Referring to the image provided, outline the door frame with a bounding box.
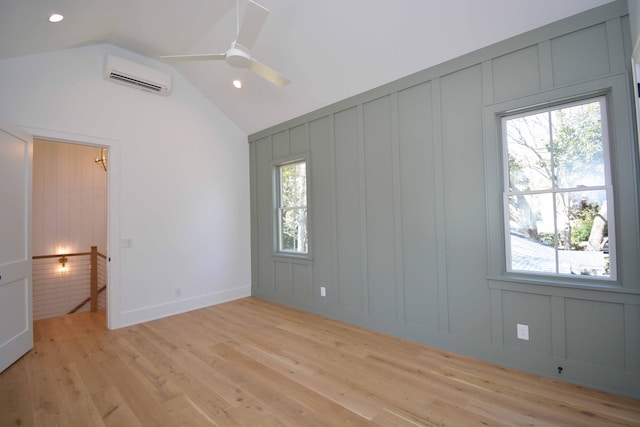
[23,127,121,330]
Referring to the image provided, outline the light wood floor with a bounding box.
[1,297,639,426]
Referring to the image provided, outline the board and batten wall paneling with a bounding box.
[309,116,335,307]
[491,45,542,101]
[501,291,553,356]
[626,304,640,373]
[274,261,292,296]
[565,298,625,369]
[255,137,275,292]
[551,23,611,86]
[363,95,397,321]
[292,262,312,300]
[249,141,258,295]
[333,107,365,311]
[439,65,491,343]
[272,130,289,160]
[249,0,640,398]
[397,82,439,327]
[290,124,309,156]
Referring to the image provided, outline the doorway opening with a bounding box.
[31,138,108,324]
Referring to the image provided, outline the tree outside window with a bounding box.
[277,160,308,254]
[503,96,614,278]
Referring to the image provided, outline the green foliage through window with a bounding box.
[503,96,613,278]
[277,160,308,254]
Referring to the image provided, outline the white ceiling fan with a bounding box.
[160,0,290,88]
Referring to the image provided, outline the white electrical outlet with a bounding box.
[517,323,529,341]
[320,286,326,297]
[120,238,133,248]
[175,288,182,297]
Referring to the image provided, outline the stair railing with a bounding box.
[32,245,107,315]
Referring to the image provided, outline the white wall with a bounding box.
[0,43,251,328]
[33,139,107,256]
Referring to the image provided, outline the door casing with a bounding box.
[23,127,121,330]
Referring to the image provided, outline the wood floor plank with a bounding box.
[90,385,143,427]
[53,363,105,426]
[1,297,639,427]
[23,348,72,426]
[364,350,600,426]
[220,342,373,426]
[118,326,234,419]
[229,339,382,420]
[209,341,340,425]
[226,320,499,423]
[0,360,35,427]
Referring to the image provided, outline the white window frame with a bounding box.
[500,95,616,280]
[482,74,640,290]
[275,158,309,255]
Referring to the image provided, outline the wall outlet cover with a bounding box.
[517,323,529,341]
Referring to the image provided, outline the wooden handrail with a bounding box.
[33,252,91,259]
[33,249,107,260]
[68,285,107,314]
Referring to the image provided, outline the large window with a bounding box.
[502,96,614,278]
[276,160,308,254]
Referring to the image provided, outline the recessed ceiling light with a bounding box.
[49,13,64,23]
[233,79,242,89]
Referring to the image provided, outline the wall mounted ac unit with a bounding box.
[104,54,172,96]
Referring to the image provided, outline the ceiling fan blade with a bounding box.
[250,58,291,87]
[236,0,269,50]
[160,53,226,62]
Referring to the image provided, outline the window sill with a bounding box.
[487,274,640,300]
[271,253,313,264]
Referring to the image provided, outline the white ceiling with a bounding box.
[0,0,614,135]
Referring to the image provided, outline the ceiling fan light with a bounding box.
[226,46,252,68]
[49,13,64,23]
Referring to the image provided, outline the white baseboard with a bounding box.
[117,285,250,328]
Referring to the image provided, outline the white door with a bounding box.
[0,119,33,373]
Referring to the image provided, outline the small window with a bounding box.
[502,96,614,278]
[276,160,308,254]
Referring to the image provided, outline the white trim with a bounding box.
[275,158,309,255]
[0,118,32,142]
[20,126,122,329]
[499,96,615,279]
[118,285,250,327]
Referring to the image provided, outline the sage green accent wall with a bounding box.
[249,0,640,398]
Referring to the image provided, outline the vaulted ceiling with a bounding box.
[0,0,614,134]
